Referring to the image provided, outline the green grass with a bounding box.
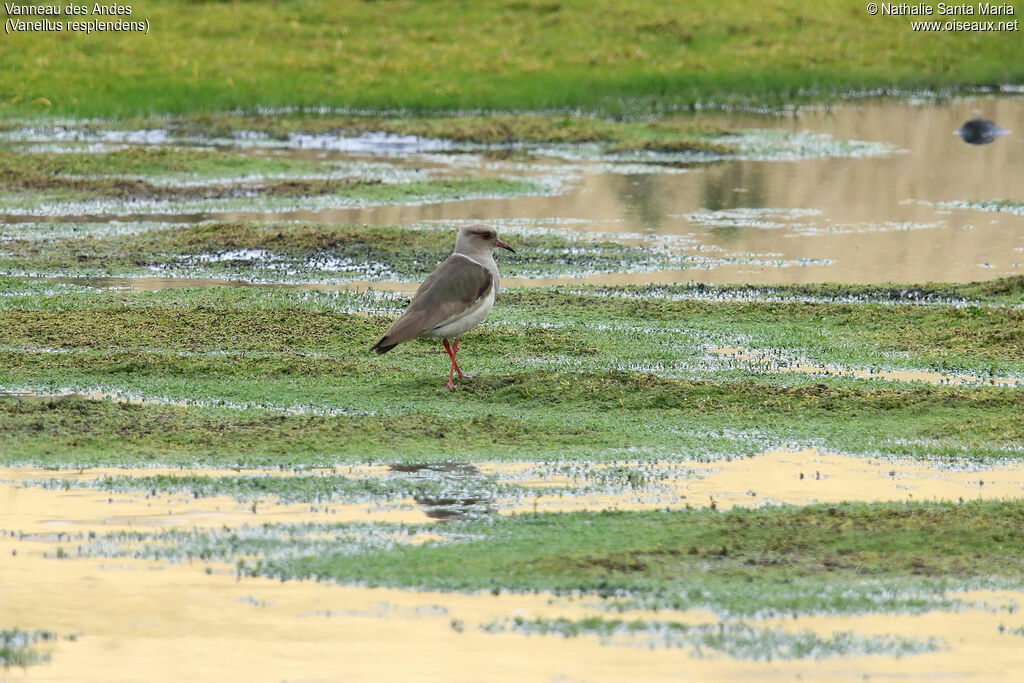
[245,502,1024,614]
[3,275,1023,631]
[503,287,1024,364]
[73,501,1024,615]
[0,115,893,165]
[1,379,1022,466]
[0,276,1022,466]
[2,1,1022,117]
[0,147,325,181]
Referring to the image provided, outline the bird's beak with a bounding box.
[494,238,516,254]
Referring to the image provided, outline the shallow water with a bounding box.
[6,542,1024,682]
[4,458,1024,681]
[4,97,1023,288]
[486,448,1024,513]
[6,447,1022,521]
[281,97,1024,285]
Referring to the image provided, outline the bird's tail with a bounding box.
[370,336,397,354]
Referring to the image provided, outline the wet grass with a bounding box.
[0,175,540,214]
[116,112,735,153]
[51,522,461,565]
[245,502,1024,614]
[0,222,688,281]
[2,274,1022,368]
[0,116,895,165]
[1,174,371,204]
[2,378,1022,466]
[480,616,942,659]
[570,278,1024,307]
[70,501,1024,615]
[944,200,1024,216]
[33,470,520,506]
[0,629,55,669]
[503,286,1024,364]
[2,1,1021,117]
[0,275,1022,465]
[0,396,600,466]
[0,147,324,182]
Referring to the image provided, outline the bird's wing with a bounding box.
[371,254,493,352]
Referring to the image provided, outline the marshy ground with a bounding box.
[2,93,1024,680]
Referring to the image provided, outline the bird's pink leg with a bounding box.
[451,338,466,378]
[442,338,458,389]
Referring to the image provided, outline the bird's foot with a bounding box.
[446,378,457,390]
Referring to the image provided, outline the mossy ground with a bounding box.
[1,275,1022,466]
[0,147,324,182]
[0,222,692,281]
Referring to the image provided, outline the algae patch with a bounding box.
[0,629,58,669]
[936,200,1024,217]
[479,616,942,660]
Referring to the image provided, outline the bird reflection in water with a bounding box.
[389,462,495,520]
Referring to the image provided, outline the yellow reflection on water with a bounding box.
[3,536,1024,681]
[4,450,1024,681]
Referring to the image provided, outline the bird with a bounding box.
[370,224,516,389]
[956,118,1010,145]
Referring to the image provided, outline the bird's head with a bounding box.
[455,224,516,255]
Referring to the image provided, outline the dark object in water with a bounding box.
[956,118,1010,145]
